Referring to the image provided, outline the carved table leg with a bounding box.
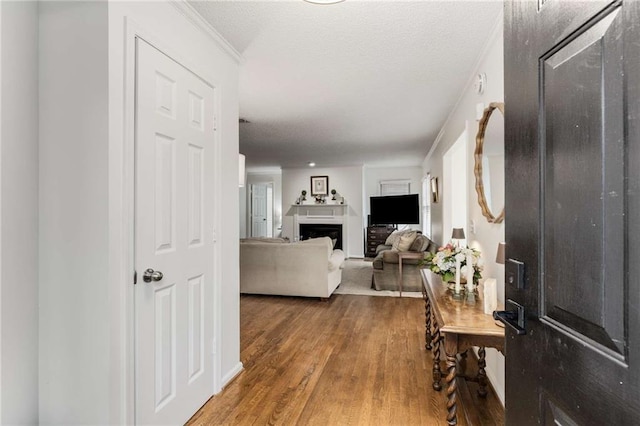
[424,294,432,350]
[444,335,459,426]
[445,352,458,425]
[431,315,442,391]
[477,346,488,398]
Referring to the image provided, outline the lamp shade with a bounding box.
[239,153,246,188]
[451,228,465,240]
[496,242,506,264]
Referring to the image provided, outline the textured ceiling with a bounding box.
[189,1,502,170]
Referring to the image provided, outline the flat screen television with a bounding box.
[370,194,420,225]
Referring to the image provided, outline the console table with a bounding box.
[420,270,504,426]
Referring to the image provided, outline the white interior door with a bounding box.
[251,184,268,237]
[135,38,216,425]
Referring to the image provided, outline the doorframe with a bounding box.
[249,182,274,238]
[116,17,224,424]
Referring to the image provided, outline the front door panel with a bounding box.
[504,1,640,424]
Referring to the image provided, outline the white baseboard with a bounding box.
[485,363,505,407]
[218,362,244,393]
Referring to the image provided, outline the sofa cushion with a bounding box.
[392,231,418,251]
[328,249,346,271]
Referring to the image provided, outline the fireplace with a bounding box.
[300,224,343,250]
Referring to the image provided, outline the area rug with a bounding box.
[333,259,422,298]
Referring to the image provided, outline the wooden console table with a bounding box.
[420,270,504,426]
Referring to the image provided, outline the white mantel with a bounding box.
[292,204,349,255]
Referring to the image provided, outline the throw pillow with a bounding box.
[385,230,401,246]
[384,229,412,246]
[409,235,430,252]
[392,231,418,252]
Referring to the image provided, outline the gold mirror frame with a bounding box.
[474,102,505,224]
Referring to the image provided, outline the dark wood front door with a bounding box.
[503,0,640,424]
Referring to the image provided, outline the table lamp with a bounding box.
[451,228,465,246]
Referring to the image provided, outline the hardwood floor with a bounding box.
[187,294,503,425]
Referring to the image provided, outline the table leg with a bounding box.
[477,346,488,398]
[424,294,432,350]
[431,315,442,391]
[445,351,458,425]
[398,257,403,297]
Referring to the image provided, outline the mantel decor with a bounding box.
[311,175,329,196]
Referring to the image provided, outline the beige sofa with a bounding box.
[240,237,346,298]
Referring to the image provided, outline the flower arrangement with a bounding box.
[425,244,483,285]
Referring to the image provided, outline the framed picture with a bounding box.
[431,177,439,203]
[311,175,329,196]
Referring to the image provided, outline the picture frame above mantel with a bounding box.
[310,175,329,195]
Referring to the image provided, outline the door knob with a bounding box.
[143,268,164,283]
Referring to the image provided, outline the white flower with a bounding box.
[455,253,465,262]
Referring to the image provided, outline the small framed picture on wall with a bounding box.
[311,175,329,196]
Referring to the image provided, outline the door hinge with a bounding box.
[134,270,137,285]
[213,115,218,131]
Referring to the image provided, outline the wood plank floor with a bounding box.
[187,294,503,425]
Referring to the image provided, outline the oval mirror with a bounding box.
[474,102,505,223]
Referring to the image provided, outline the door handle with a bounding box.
[493,299,526,335]
[143,268,164,283]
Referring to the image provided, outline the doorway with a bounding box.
[443,128,468,244]
[250,183,273,238]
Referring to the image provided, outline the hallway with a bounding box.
[188,294,503,425]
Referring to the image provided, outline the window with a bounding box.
[422,174,432,238]
[379,180,411,196]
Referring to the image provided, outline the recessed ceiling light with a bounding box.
[308,162,316,167]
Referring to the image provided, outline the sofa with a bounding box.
[371,230,438,292]
[240,236,346,298]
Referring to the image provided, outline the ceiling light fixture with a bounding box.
[308,162,316,167]
[303,0,345,4]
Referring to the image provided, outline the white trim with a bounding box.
[0,0,3,418]
[168,0,242,64]
[485,363,505,406]
[220,362,244,389]
[425,9,503,163]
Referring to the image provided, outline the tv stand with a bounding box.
[366,225,396,258]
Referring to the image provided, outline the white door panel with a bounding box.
[135,38,216,425]
[251,184,268,237]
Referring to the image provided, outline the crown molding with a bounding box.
[168,0,243,64]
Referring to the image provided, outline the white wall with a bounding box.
[363,166,423,230]
[0,2,39,423]
[38,1,241,423]
[282,166,364,258]
[422,15,505,404]
[245,172,283,238]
